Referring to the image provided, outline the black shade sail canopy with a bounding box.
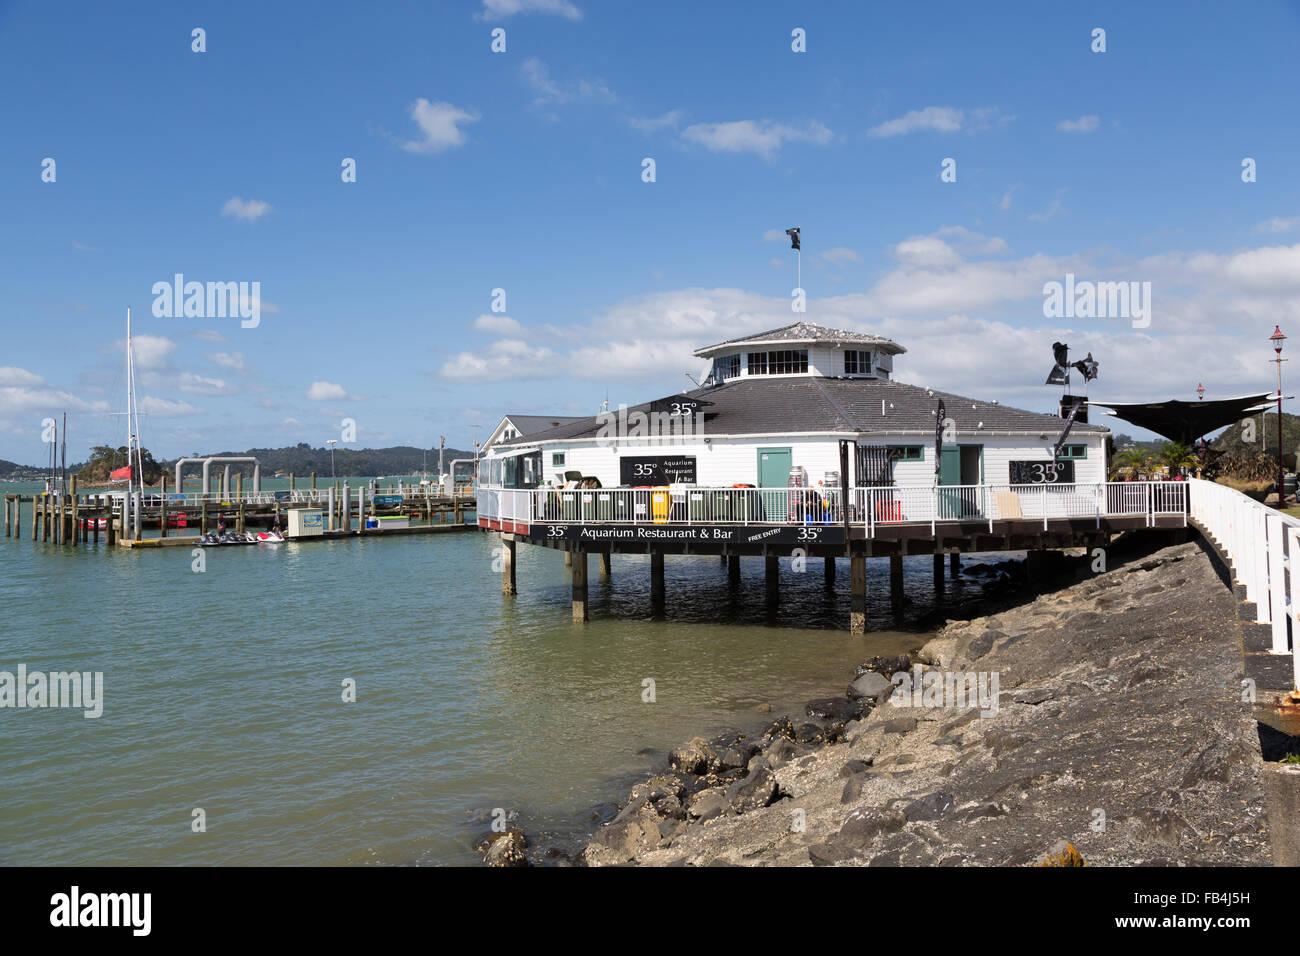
[1090,393,1276,445]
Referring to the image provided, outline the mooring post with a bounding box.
[342,482,351,533]
[201,501,209,534]
[890,553,904,612]
[564,550,572,568]
[650,550,665,606]
[14,496,21,541]
[31,495,38,540]
[327,486,336,532]
[851,554,867,634]
[106,500,116,546]
[599,549,611,578]
[159,473,167,539]
[728,553,740,583]
[43,493,51,542]
[310,472,317,494]
[70,476,79,545]
[133,490,142,541]
[572,547,589,623]
[933,552,945,594]
[950,551,960,574]
[501,534,517,595]
[824,555,836,587]
[3,495,10,538]
[358,487,367,534]
[765,551,779,601]
[92,496,99,543]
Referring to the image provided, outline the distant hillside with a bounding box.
[1209,410,1300,456]
[160,443,476,478]
[0,459,48,480]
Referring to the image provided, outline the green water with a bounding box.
[0,478,999,865]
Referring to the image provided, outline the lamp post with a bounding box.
[1271,326,1287,505]
[327,439,338,480]
[1196,382,1205,401]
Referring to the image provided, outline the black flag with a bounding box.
[934,399,945,478]
[785,227,800,250]
[1045,341,1070,385]
[1071,352,1099,381]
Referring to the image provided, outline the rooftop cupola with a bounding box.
[693,322,906,384]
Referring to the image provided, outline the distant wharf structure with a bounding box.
[2,469,476,550]
[476,323,1191,631]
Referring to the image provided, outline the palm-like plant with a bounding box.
[1156,441,1198,476]
[1110,446,1149,479]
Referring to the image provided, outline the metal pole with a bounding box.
[1277,355,1285,507]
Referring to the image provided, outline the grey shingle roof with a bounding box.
[694,322,905,358]
[503,415,585,437]
[499,378,1108,445]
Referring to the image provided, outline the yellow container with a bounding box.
[651,487,670,524]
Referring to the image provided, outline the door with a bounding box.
[939,445,983,517]
[938,447,962,518]
[758,447,792,521]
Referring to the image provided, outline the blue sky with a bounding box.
[3,0,1300,463]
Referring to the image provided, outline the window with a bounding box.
[747,349,808,376]
[552,452,565,467]
[844,350,872,375]
[716,354,740,381]
[887,445,923,461]
[1058,444,1087,459]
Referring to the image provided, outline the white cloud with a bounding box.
[868,106,1011,138]
[521,58,615,107]
[191,330,227,343]
[307,381,350,401]
[681,120,832,158]
[1256,217,1300,234]
[221,197,272,222]
[177,373,233,395]
[138,396,200,417]
[122,335,177,369]
[1027,190,1067,222]
[399,99,480,154]
[480,0,580,20]
[0,367,45,387]
[0,385,108,414]
[1057,115,1099,133]
[206,351,245,370]
[473,314,524,335]
[822,247,860,264]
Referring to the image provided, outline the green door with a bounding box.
[758,447,792,521]
[938,446,962,518]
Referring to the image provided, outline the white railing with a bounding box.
[1188,477,1299,691]
[477,481,1188,532]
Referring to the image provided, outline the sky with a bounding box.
[3,0,1300,464]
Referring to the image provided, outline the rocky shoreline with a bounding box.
[481,533,1274,866]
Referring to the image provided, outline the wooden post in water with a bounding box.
[70,476,78,545]
[599,550,611,578]
[159,473,168,538]
[824,555,836,587]
[950,551,960,574]
[3,495,9,538]
[571,547,589,623]
[501,534,516,595]
[850,554,867,634]
[289,472,295,492]
[650,550,665,607]
[236,472,245,533]
[31,495,38,540]
[728,553,740,584]
[201,501,209,535]
[92,496,99,543]
[310,472,317,494]
[43,494,51,542]
[765,551,779,601]
[933,553,945,595]
[106,499,116,546]
[13,496,21,541]
[890,553,904,613]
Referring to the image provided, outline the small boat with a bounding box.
[255,530,284,544]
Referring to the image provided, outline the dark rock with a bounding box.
[855,654,911,679]
[838,807,906,844]
[726,767,779,814]
[479,827,529,867]
[933,734,963,747]
[668,736,717,775]
[808,842,857,866]
[795,722,826,744]
[764,736,797,767]
[838,758,873,777]
[841,772,867,804]
[848,671,894,701]
[902,791,955,822]
[1011,688,1055,705]
[960,801,1010,820]
[584,808,660,866]
[762,716,796,741]
[686,788,730,822]
[805,697,859,720]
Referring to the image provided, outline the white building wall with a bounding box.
[505,431,1106,489]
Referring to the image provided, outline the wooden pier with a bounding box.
[2,475,476,550]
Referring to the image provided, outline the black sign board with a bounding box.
[619,456,697,485]
[1009,460,1074,484]
[531,523,845,547]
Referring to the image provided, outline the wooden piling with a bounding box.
[13,496,21,541]
[765,552,779,600]
[933,553,945,594]
[106,501,116,546]
[571,548,589,623]
[599,550,611,578]
[201,501,209,535]
[70,476,78,545]
[160,474,168,538]
[850,554,867,634]
[950,551,960,574]
[310,472,316,492]
[650,550,665,606]
[824,555,836,586]
[501,534,516,595]
[728,553,740,583]
[890,553,904,612]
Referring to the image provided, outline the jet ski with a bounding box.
[256,530,285,544]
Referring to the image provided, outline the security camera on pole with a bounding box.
[786,227,803,313]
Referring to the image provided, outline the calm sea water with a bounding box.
[0,477,1006,866]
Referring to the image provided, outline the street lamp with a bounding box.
[1196,383,1205,401]
[327,439,338,480]
[1271,326,1287,505]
